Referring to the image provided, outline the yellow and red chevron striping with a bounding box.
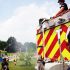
[52,40,69,61]
[44,28,55,46]
[37,34,43,46]
[44,22,70,61]
[44,28,57,57]
[51,48,60,61]
[36,31,44,58]
[44,27,59,59]
[61,40,70,60]
[45,34,58,57]
[36,33,43,46]
[61,24,68,33]
[61,40,68,51]
[38,47,43,55]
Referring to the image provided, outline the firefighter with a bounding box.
[37,56,45,70]
[53,0,68,18]
[67,66,70,70]
[67,31,70,52]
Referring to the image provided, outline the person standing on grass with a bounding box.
[1,58,9,70]
[13,59,16,66]
[37,56,45,70]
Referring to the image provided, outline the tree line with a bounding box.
[0,37,36,53]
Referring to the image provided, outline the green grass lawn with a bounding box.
[0,61,35,70]
[9,62,35,70]
[0,52,37,70]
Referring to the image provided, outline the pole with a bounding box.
[58,35,64,70]
[42,28,45,59]
[42,23,45,59]
[56,29,62,61]
[58,39,62,62]
[56,29,64,70]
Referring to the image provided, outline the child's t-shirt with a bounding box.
[60,3,68,10]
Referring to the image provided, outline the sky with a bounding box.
[0,0,70,44]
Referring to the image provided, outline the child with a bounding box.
[53,0,68,18]
[1,58,9,70]
[13,59,16,66]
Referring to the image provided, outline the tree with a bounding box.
[0,41,7,50]
[6,37,17,52]
[22,42,36,52]
[19,53,32,66]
